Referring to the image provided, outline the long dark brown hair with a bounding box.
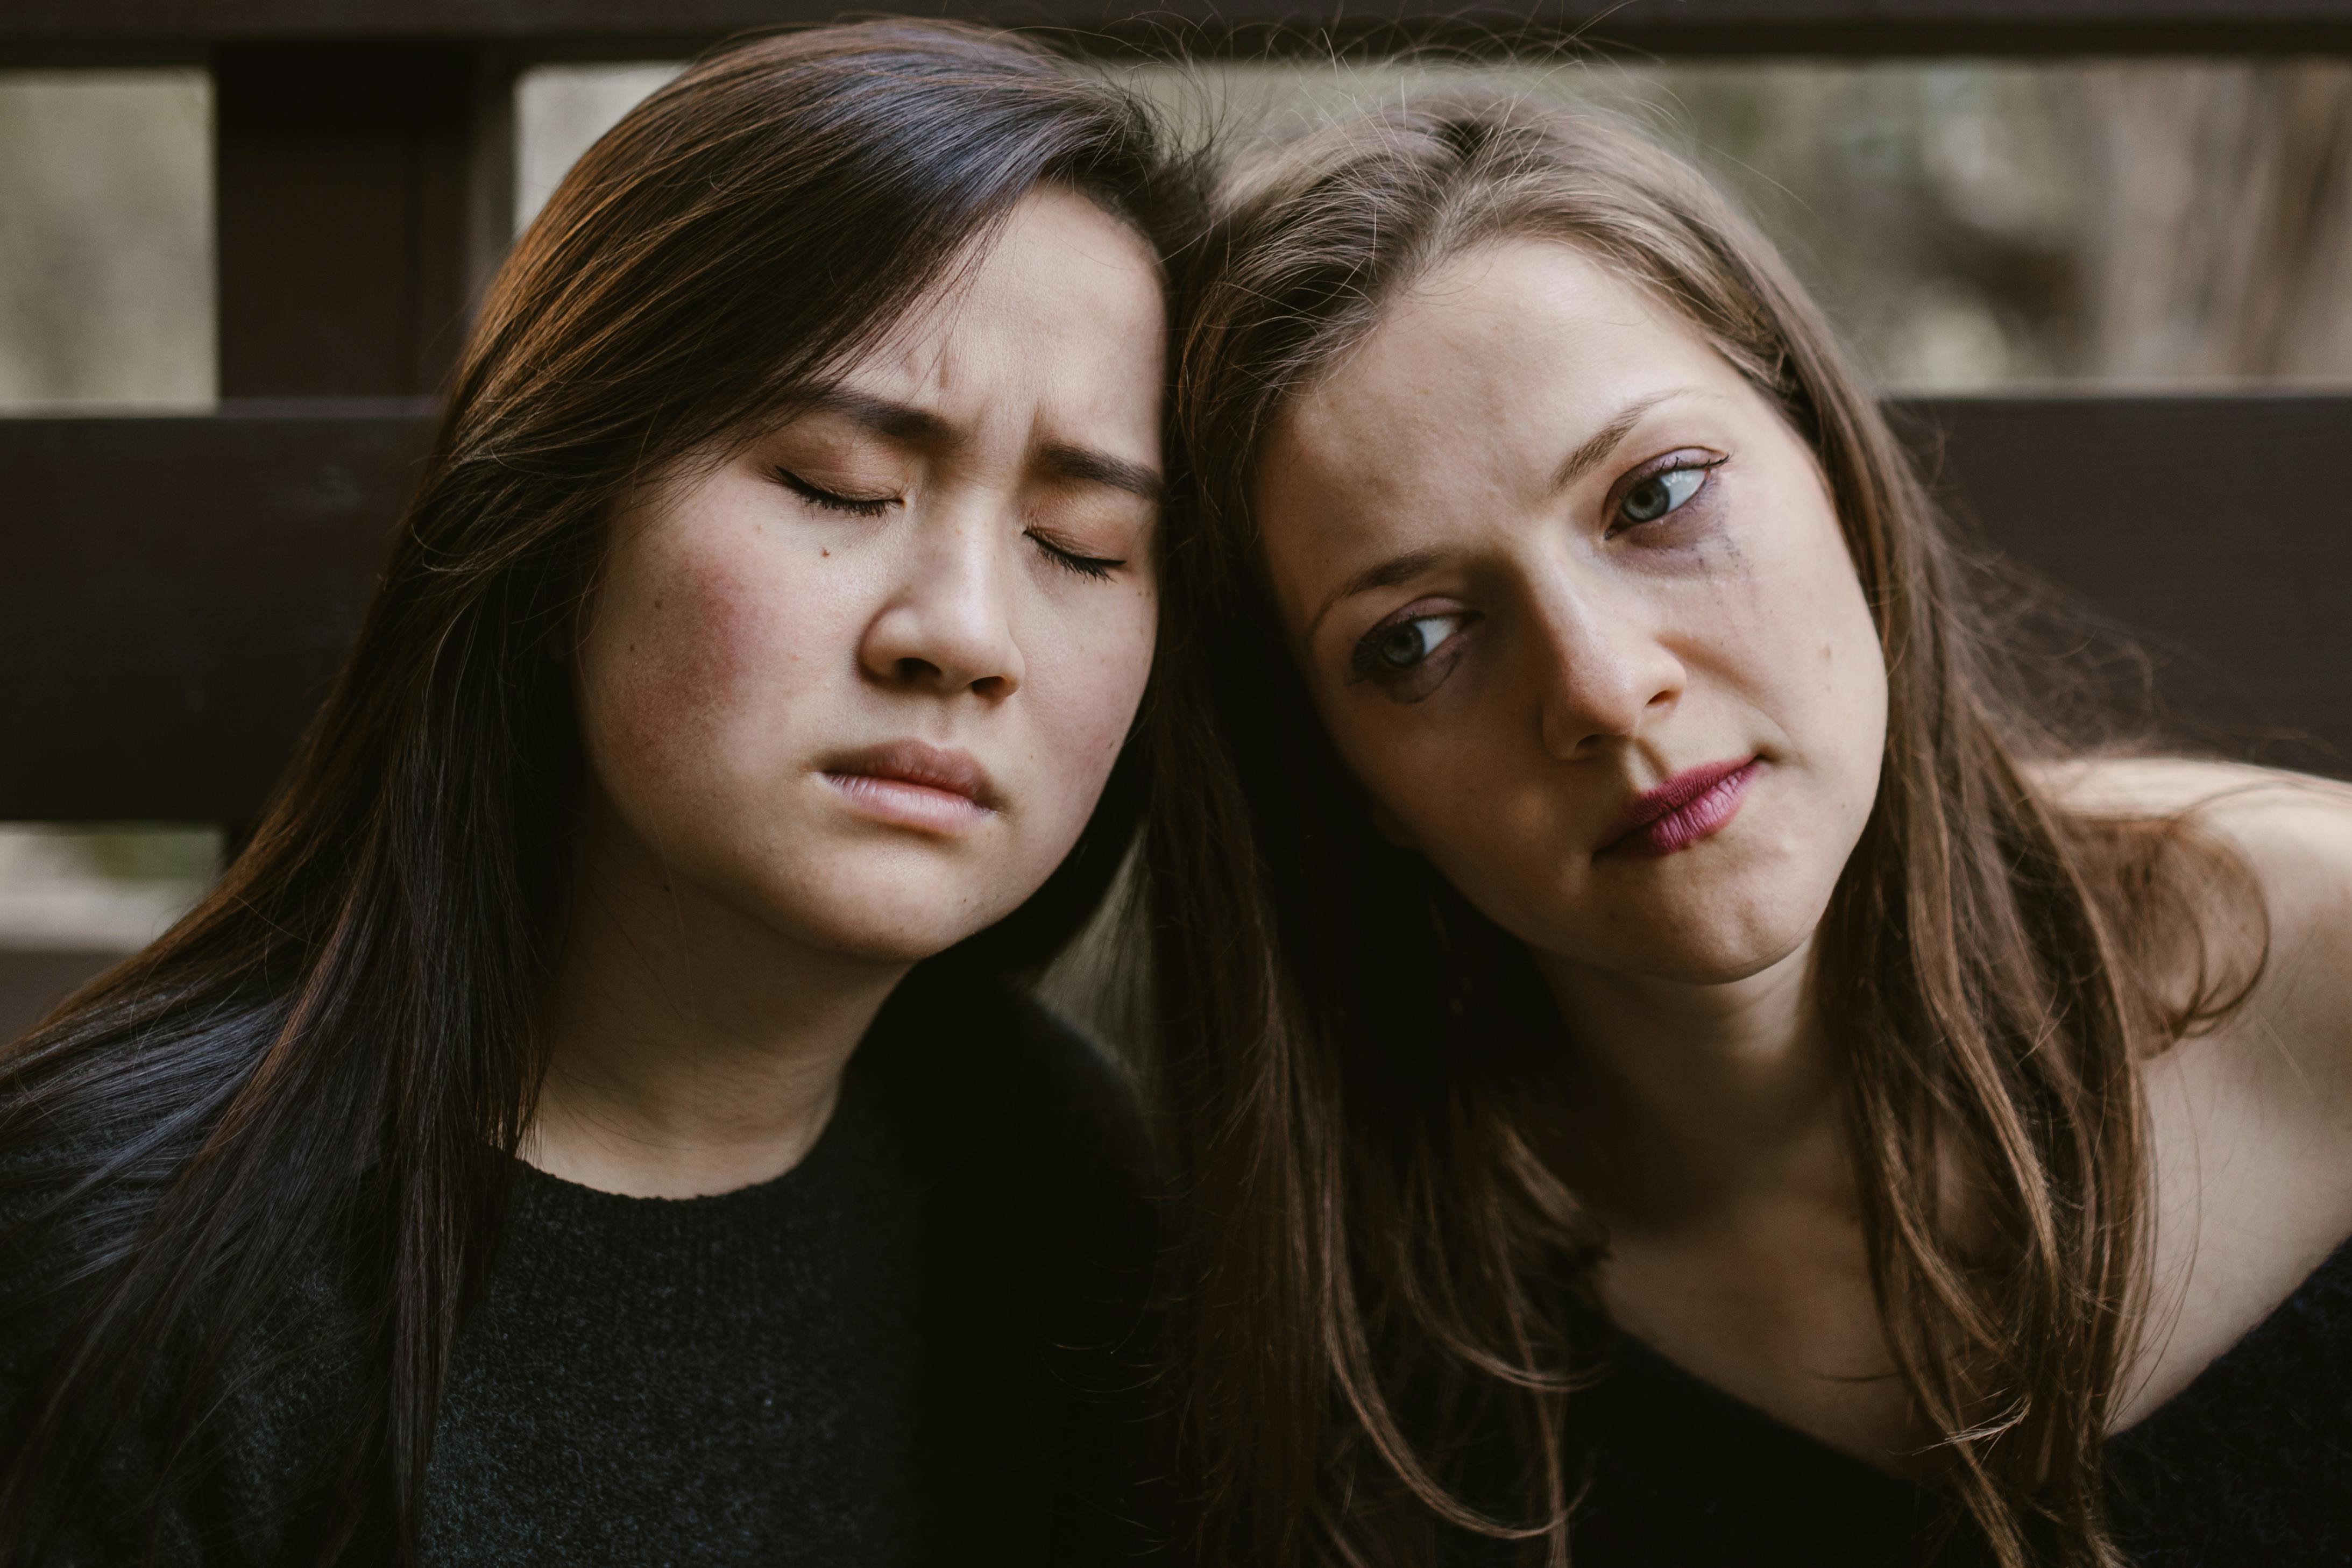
[1148,98,2261,1568]
[0,24,1199,1566]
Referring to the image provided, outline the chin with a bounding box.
[1533,881,1823,988]
[780,896,1001,966]
[749,855,1037,967]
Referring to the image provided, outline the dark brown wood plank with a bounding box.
[4,0,2352,64]
[0,403,435,822]
[215,42,514,398]
[1,392,2347,825]
[1892,391,2352,774]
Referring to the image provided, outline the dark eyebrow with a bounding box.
[1550,389,1683,494]
[1038,442,1163,505]
[802,388,957,447]
[1307,548,1449,641]
[799,390,1159,503]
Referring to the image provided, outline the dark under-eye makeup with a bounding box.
[1602,448,1728,537]
[1348,601,1477,704]
[1338,446,1730,705]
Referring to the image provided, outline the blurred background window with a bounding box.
[5,52,2349,1041]
[516,56,2352,389]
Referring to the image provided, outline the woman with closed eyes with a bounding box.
[0,23,1196,1566]
[1149,100,2352,1566]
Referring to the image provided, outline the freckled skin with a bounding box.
[1256,240,1887,984]
[574,188,1164,964]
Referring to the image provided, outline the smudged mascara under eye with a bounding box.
[1606,450,1727,535]
[1349,608,1473,703]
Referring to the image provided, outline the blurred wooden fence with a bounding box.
[3,0,2350,836]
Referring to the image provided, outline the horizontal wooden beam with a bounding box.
[3,0,2351,65]
[1,391,2347,824]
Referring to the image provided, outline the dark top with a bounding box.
[3,980,1169,1567]
[1542,1234,2352,1566]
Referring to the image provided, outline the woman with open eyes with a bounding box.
[1149,100,2352,1566]
[0,23,1195,1566]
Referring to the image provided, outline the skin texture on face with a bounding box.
[574,186,1163,970]
[1256,238,1887,990]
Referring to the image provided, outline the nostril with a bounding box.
[895,657,942,683]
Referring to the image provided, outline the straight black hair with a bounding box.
[0,23,1200,1565]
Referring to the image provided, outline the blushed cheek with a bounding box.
[582,530,809,810]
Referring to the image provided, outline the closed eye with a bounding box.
[1025,527,1124,583]
[773,465,896,518]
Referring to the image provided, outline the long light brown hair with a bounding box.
[0,24,1199,1566]
[1147,97,2259,1567]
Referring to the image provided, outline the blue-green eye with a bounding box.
[1358,614,1457,675]
[1618,464,1708,524]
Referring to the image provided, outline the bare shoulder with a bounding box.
[2036,757,2352,982]
[2034,753,2352,828]
[2048,753,2352,1058]
[2036,758,2352,1422]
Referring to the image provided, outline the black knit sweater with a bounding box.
[3,980,1168,1567]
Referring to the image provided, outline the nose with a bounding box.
[1528,574,1685,760]
[858,501,1025,700]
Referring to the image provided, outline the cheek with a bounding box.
[578,517,837,808]
[1701,508,1887,881]
[1018,587,1156,820]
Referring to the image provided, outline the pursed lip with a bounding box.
[1597,755,1759,857]
[819,739,1000,825]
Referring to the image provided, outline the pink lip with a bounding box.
[820,740,997,834]
[1598,757,1760,859]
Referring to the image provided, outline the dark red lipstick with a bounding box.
[1598,757,1760,859]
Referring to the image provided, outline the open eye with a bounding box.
[1616,464,1710,526]
[1351,613,1464,682]
[1375,615,1451,670]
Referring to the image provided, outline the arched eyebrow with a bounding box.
[1307,548,1448,641]
[1550,388,1683,494]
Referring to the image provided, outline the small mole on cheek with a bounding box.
[821,549,830,558]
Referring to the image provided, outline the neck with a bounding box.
[1533,934,1851,1231]
[525,801,910,1199]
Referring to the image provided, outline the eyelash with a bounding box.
[774,466,892,518]
[1343,451,1726,696]
[1606,451,1726,531]
[776,467,1123,581]
[1025,529,1125,582]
